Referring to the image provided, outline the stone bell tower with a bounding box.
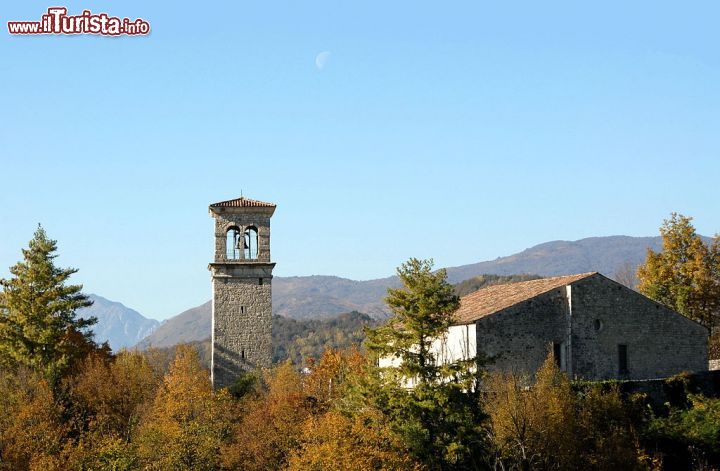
[208,196,275,389]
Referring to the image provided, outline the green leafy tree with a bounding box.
[0,226,100,385]
[647,394,720,468]
[365,258,487,470]
[637,213,720,329]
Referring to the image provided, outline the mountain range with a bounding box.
[132,234,679,349]
[79,294,160,351]
[82,234,715,350]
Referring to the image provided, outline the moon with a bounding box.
[315,51,331,70]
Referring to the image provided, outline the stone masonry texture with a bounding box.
[475,273,708,380]
[209,203,275,389]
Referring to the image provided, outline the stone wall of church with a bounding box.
[474,287,569,376]
[473,274,708,381]
[570,275,708,380]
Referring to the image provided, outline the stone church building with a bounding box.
[205,196,708,386]
[435,272,708,380]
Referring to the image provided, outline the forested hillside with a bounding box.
[139,275,543,352]
[157,311,377,369]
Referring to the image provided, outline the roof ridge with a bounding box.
[460,272,597,301]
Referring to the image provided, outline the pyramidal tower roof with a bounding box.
[209,196,276,208]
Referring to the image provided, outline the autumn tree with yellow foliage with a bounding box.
[221,361,310,470]
[134,345,236,470]
[637,213,720,329]
[288,409,419,471]
[485,354,645,470]
[287,348,418,470]
[0,368,67,470]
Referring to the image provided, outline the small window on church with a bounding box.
[553,343,562,368]
[594,319,603,332]
[226,227,241,260]
[618,344,628,375]
[241,350,245,360]
[259,278,263,285]
[244,226,259,259]
[240,306,245,314]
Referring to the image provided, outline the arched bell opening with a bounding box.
[244,226,258,259]
[226,226,242,260]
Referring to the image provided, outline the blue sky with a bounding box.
[1,1,718,320]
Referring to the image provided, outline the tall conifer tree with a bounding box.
[365,258,487,470]
[0,226,99,384]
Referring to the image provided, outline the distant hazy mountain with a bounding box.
[80,295,160,351]
[135,234,689,349]
[135,301,210,349]
[274,235,677,320]
[442,235,667,283]
[273,275,395,319]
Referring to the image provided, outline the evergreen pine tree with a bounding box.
[0,225,101,385]
[365,258,487,470]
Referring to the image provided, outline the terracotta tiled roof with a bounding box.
[453,272,597,324]
[210,197,276,208]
